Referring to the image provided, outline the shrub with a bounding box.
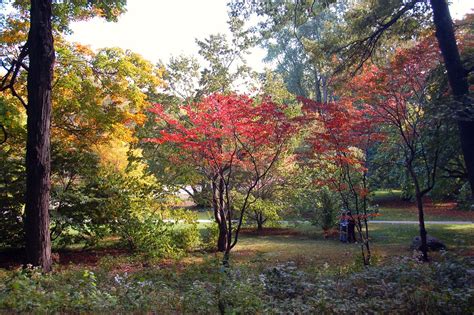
[218,269,265,314]
[116,208,203,258]
[171,224,201,252]
[182,280,218,313]
[314,188,340,231]
[115,214,179,258]
[201,222,219,251]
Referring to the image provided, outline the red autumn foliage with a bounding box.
[146,93,298,258]
[299,96,383,177]
[299,96,381,265]
[146,93,295,175]
[350,36,442,130]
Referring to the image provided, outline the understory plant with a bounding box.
[0,254,471,313]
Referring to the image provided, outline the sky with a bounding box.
[65,0,472,73]
[68,0,267,71]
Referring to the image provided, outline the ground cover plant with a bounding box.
[0,229,472,313]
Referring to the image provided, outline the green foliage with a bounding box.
[183,268,265,314]
[201,222,219,252]
[217,270,265,314]
[115,208,202,258]
[247,198,282,226]
[309,254,474,314]
[196,18,256,96]
[457,182,473,211]
[290,187,319,219]
[0,267,117,312]
[0,150,25,249]
[0,97,26,249]
[0,254,471,313]
[313,188,339,231]
[51,163,171,249]
[233,190,283,230]
[115,214,174,257]
[11,0,127,33]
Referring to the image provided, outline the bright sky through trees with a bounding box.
[67,0,267,71]
[68,0,472,73]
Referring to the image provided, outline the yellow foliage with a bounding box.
[94,138,129,172]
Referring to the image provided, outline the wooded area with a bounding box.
[0,0,473,313]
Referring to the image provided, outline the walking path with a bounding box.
[195,219,473,225]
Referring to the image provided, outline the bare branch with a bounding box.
[335,0,421,74]
[1,43,29,109]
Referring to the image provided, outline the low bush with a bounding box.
[201,222,219,252]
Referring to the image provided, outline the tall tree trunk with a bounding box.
[24,0,54,272]
[430,0,474,197]
[217,222,228,252]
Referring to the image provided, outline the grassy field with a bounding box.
[223,222,474,269]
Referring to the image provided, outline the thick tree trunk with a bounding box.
[24,0,54,272]
[430,0,474,197]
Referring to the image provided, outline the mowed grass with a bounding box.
[372,189,403,201]
[233,235,358,268]
[373,206,474,221]
[227,223,474,269]
[369,223,474,249]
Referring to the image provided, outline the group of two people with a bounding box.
[339,211,356,243]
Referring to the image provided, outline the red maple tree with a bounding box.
[300,96,382,265]
[350,36,444,262]
[146,93,297,263]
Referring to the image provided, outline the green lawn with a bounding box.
[196,210,213,220]
[371,189,403,201]
[369,223,474,249]
[228,222,474,269]
[372,206,472,221]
